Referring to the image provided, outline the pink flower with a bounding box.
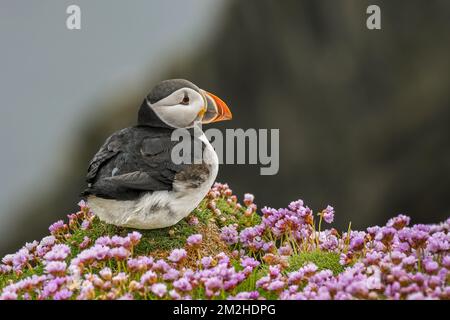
[80,220,91,230]
[204,277,223,297]
[200,256,214,268]
[78,200,88,209]
[229,291,260,300]
[53,288,73,300]
[188,216,199,226]
[44,244,70,261]
[163,268,180,281]
[49,220,67,234]
[109,247,130,260]
[220,225,239,245]
[140,270,157,285]
[240,256,260,269]
[244,193,255,206]
[168,249,187,263]
[79,236,91,249]
[187,234,203,247]
[99,267,112,280]
[424,260,439,274]
[173,278,193,292]
[128,232,142,246]
[44,261,67,276]
[267,280,285,291]
[112,272,128,285]
[0,291,18,300]
[321,206,335,224]
[151,283,167,298]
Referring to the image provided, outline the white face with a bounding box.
[147,88,206,128]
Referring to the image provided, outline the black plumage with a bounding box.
[83,125,206,200]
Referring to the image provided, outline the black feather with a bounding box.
[82,126,202,200]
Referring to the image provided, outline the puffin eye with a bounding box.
[180,95,190,105]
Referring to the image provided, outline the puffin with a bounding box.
[82,79,232,229]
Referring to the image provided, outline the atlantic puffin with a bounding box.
[82,79,232,229]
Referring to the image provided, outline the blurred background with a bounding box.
[1,0,449,255]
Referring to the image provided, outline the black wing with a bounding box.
[82,127,197,200]
[86,130,124,183]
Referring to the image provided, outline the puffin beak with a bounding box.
[201,90,232,124]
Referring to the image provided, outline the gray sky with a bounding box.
[0,0,225,237]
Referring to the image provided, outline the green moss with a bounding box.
[70,212,203,256]
[288,250,344,275]
[133,220,197,255]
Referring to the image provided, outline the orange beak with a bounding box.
[202,91,232,123]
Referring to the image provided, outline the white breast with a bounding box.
[87,133,218,229]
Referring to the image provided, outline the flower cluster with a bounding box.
[0,184,448,300]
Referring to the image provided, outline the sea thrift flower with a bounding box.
[229,291,260,300]
[49,220,67,234]
[80,220,91,230]
[240,256,260,269]
[173,278,193,292]
[109,247,130,260]
[243,193,255,206]
[376,227,396,245]
[152,259,170,272]
[140,271,157,285]
[99,267,113,281]
[424,260,439,274]
[118,293,134,300]
[278,244,292,256]
[201,256,214,269]
[95,236,112,246]
[0,291,18,300]
[188,216,199,226]
[44,244,70,261]
[267,280,285,292]
[350,236,365,251]
[112,273,128,285]
[151,283,167,298]
[288,271,304,285]
[387,214,410,230]
[79,236,91,249]
[44,261,67,276]
[163,268,180,281]
[169,289,181,300]
[128,256,153,272]
[220,225,239,245]
[25,241,38,252]
[204,277,223,297]
[128,231,142,246]
[168,249,187,264]
[321,206,335,224]
[442,256,450,269]
[186,234,203,247]
[111,236,131,248]
[53,288,73,300]
[268,265,281,278]
[78,200,88,209]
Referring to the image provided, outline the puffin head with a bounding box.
[138,79,232,129]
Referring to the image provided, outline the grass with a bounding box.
[288,250,344,275]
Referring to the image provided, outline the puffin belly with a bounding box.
[87,196,136,227]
